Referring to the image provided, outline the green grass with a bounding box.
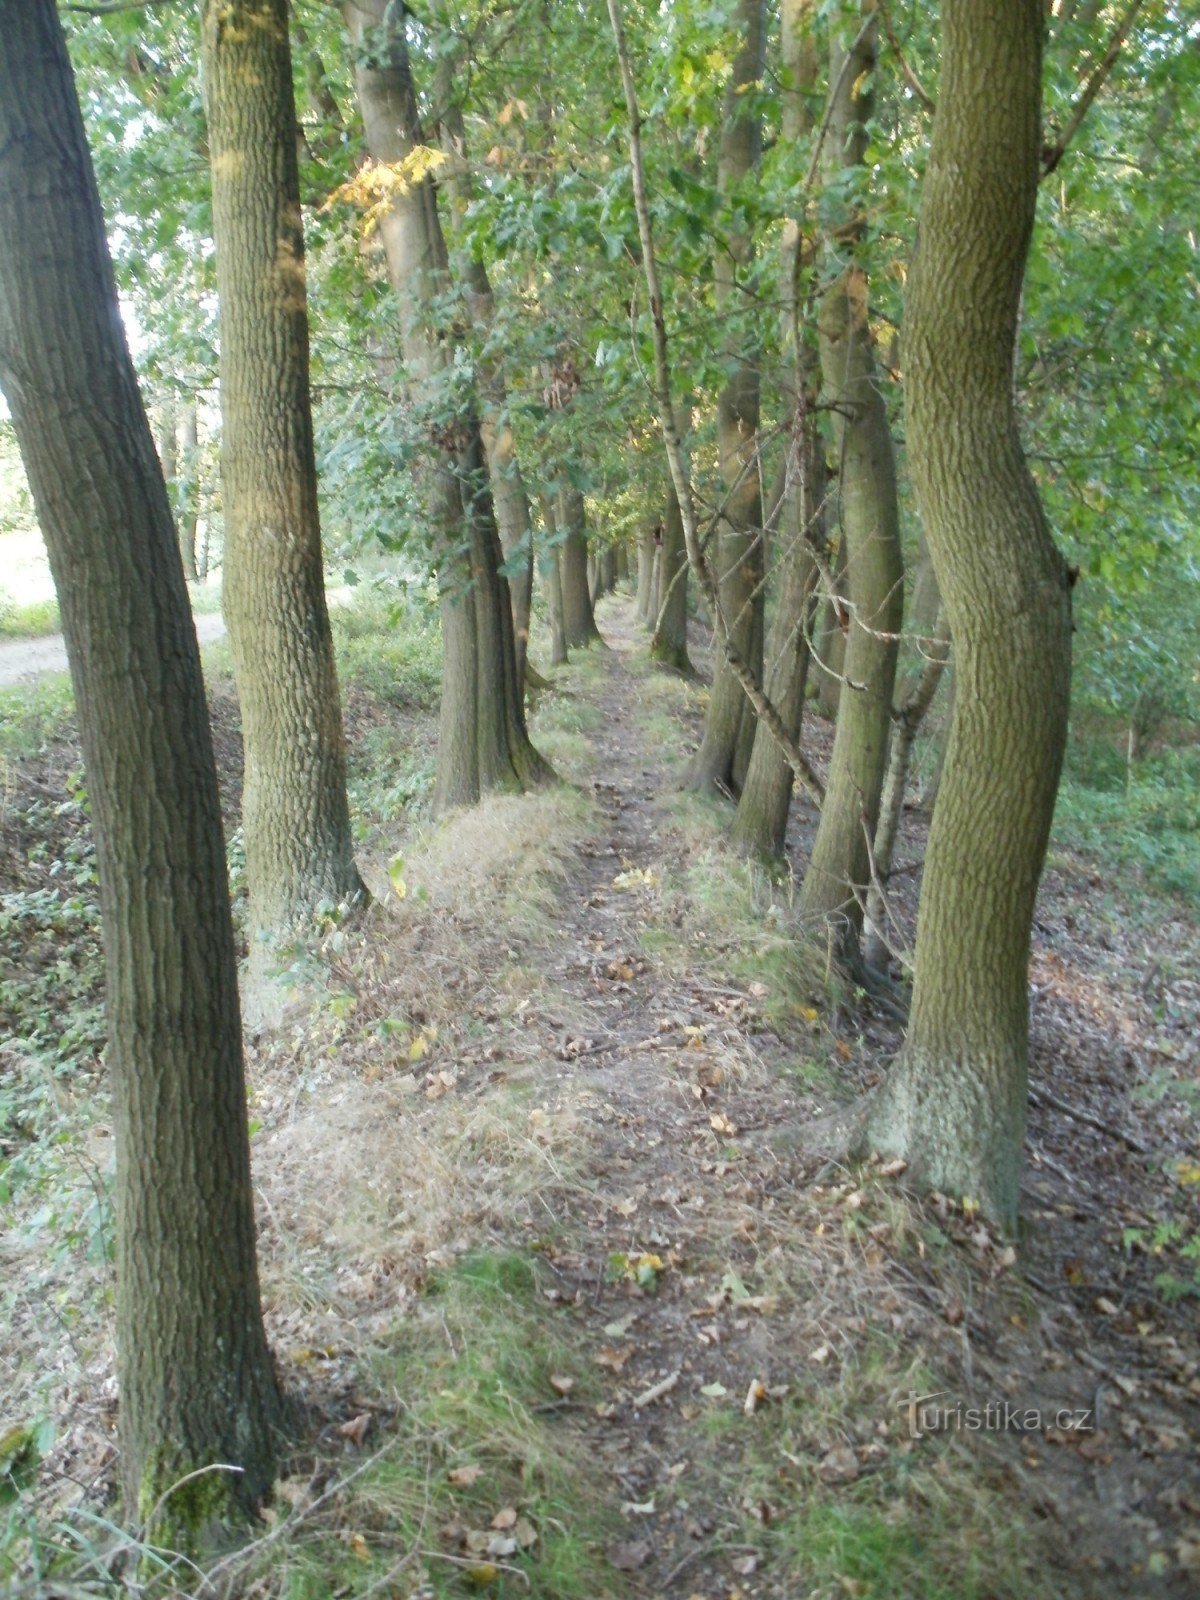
[0,678,75,762]
[260,1249,621,1600]
[1053,737,1200,901]
[0,595,59,639]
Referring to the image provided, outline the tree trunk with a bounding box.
[861,609,950,969]
[732,437,824,855]
[731,0,822,855]
[0,0,281,1537]
[201,0,363,959]
[437,82,539,692]
[684,0,767,797]
[615,540,630,585]
[649,471,694,673]
[539,491,569,668]
[811,540,848,718]
[636,521,657,626]
[558,484,602,646]
[341,0,551,809]
[178,400,201,581]
[858,0,1073,1231]
[799,7,903,945]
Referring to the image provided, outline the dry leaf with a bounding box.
[449,1464,483,1487]
[337,1413,371,1446]
[491,1506,518,1530]
[549,1374,575,1395]
[607,1539,653,1571]
[819,1445,860,1484]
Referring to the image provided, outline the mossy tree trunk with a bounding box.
[799,6,903,947]
[342,0,551,809]
[685,0,767,796]
[201,0,363,958]
[0,0,281,1535]
[858,0,1073,1231]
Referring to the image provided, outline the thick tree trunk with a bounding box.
[799,8,903,945]
[178,400,201,581]
[201,0,363,956]
[341,0,551,808]
[558,484,603,647]
[684,0,767,796]
[0,0,281,1535]
[858,0,1073,1231]
[649,471,694,673]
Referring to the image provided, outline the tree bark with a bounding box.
[201,0,363,959]
[684,0,767,797]
[799,7,904,945]
[857,0,1073,1231]
[341,0,551,809]
[731,0,823,855]
[539,491,569,667]
[557,483,603,647]
[649,469,694,673]
[436,76,539,692]
[636,521,657,626]
[861,608,950,969]
[0,0,281,1536]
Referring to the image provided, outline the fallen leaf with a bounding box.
[607,1538,653,1571]
[337,1413,371,1446]
[491,1507,518,1530]
[449,1464,483,1487]
[549,1374,575,1395]
[700,1381,728,1398]
[819,1445,860,1484]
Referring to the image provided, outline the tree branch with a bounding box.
[1042,0,1146,175]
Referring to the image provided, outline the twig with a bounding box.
[1027,1084,1150,1155]
[1042,0,1147,175]
[632,1368,681,1408]
[877,0,935,112]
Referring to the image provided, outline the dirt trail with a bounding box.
[0,613,229,688]
[482,598,1200,1597]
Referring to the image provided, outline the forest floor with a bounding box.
[2,591,1199,1599]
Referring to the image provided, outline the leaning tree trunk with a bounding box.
[857,0,1073,1231]
[799,7,903,948]
[341,0,551,809]
[685,0,767,796]
[731,0,823,856]
[0,0,281,1537]
[558,483,603,646]
[201,0,363,961]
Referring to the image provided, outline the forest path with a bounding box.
[435,594,1200,1598]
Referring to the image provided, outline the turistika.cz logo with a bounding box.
[898,1390,1097,1440]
